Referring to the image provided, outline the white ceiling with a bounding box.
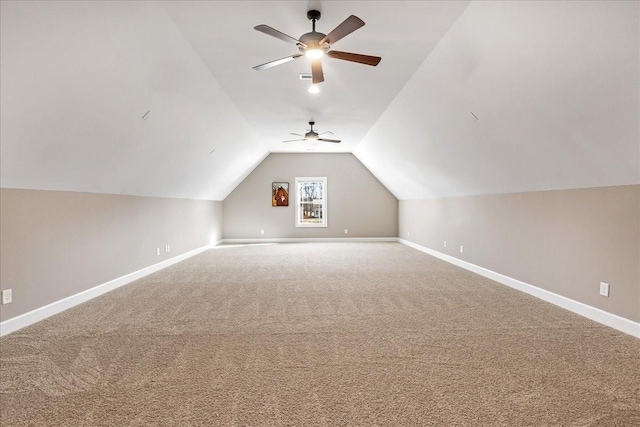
[1,1,638,200]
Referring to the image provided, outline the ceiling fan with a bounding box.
[253,10,381,84]
[283,121,341,144]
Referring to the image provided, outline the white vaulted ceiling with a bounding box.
[355,1,640,199]
[1,1,638,200]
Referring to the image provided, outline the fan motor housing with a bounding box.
[298,32,329,54]
[304,131,319,140]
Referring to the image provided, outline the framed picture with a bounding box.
[272,182,289,206]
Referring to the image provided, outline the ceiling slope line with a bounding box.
[352,1,472,155]
[157,2,264,151]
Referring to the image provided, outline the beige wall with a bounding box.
[399,185,640,322]
[0,188,222,321]
[5,178,634,327]
[223,153,398,239]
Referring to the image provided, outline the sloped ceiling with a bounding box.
[355,1,640,199]
[1,1,638,201]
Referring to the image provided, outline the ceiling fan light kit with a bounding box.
[253,10,381,84]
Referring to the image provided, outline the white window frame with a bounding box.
[295,177,327,227]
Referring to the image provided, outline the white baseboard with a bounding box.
[399,239,639,338]
[0,242,221,337]
[220,237,398,244]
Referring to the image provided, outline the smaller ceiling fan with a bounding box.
[253,10,381,84]
[283,121,341,144]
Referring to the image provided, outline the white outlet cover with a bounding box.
[344,229,348,234]
[444,241,447,247]
[599,282,610,297]
[260,230,264,235]
[460,245,464,253]
[2,289,12,305]
[156,248,160,255]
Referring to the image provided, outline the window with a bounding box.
[295,177,327,227]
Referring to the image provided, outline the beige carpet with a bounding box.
[1,242,638,426]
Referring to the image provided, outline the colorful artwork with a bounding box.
[272,182,289,206]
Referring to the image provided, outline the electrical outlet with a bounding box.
[407,232,410,237]
[260,230,265,235]
[460,245,464,253]
[599,282,610,297]
[344,229,348,234]
[444,241,447,248]
[2,289,12,305]
[156,248,160,256]
[167,245,170,253]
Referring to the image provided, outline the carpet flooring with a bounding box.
[1,242,639,426]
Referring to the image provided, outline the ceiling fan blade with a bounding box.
[289,133,304,137]
[283,139,307,143]
[311,59,324,84]
[318,138,341,143]
[317,131,334,136]
[253,54,303,71]
[327,50,381,66]
[254,25,304,46]
[320,15,365,46]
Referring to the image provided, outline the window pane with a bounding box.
[295,177,327,227]
[299,182,323,202]
[299,202,311,221]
